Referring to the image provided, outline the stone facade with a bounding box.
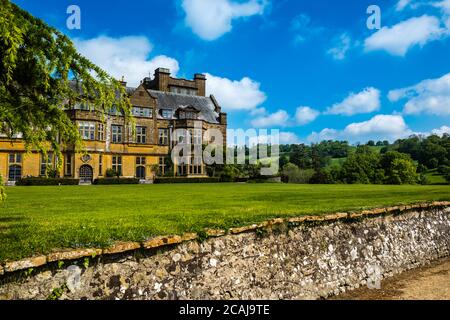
[0,206,448,300]
[0,68,227,183]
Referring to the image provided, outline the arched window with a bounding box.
[8,165,22,182]
[136,166,146,179]
[79,165,93,184]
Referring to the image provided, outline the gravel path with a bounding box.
[332,258,450,300]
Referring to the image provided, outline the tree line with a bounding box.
[279,135,450,185]
[206,135,450,185]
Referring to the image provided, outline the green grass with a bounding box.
[424,169,448,185]
[1,184,449,262]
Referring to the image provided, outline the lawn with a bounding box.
[424,169,448,185]
[1,183,449,262]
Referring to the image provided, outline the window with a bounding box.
[180,111,198,120]
[111,125,123,143]
[8,154,22,182]
[161,109,172,119]
[78,103,90,111]
[136,126,147,144]
[159,128,169,145]
[99,155,103,176]
[177,129,187,144]
[109,106,121,116]
[192,129,202,145]
[65,154,72,176]
[78,122,95,140]
[132,107,152,118]
[190,156,203,175]
[112,155,122,176]
[40,153,53,176]
[177,164,188,176]
[136,156,146,165]
[158,157,167,176]
[98,124,104,141]
[8,165,22,182]
[9,153,22,164]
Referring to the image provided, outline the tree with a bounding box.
[0,1,132,196]
[341,147,384,184]
[310,168,334,184]
[381,151,418,185]
[0,176,5,201]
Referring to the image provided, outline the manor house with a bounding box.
[0,68,227,183]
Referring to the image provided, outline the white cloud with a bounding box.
[279,132,301,144]
[388,72,450,115]
[431,125,450,136]
[344,115,410,137]
[325,87,381,116]
[327,33,352,60]
[205,73,267,111]
[295,106,320,125]
[290,14,324,44]
[181,0,267,41]
[251,131,301,145]
[435,0,450,29]
[364,15,445,56]
[74,36,179,87]
[307,128,339,143]
[307,115,413,143]
[396,0,412,11]
[251,110,289,128]
[249,107,267,116]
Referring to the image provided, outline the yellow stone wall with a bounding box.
[0,139,167,183]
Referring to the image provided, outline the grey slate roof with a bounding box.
[147,90,220,124]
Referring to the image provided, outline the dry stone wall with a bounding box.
[0,205,449,300]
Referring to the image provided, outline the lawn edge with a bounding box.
[1,201,449,276]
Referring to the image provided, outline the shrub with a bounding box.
[46,169,59,178]
[16,177,80,186]
[154,177,221,184]
[419,173,430,185]
[281,163,314,184]
[105,168,118,178]
[93,178,140,185]
[310,169,334,184]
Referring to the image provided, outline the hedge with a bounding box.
[93,178,140,185]
[16,177,80,186]
[154,177,221,184]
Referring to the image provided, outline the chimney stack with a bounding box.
[194,73,206,96]
[154,68,171,92]
[119,76,127,87]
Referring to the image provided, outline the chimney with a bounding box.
[119,76,127,87]
[154,68,171,92]
[194,73,206,96]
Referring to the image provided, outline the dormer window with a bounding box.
[179,111,198,120]
[132,106,152,118]
[161,109,172,119]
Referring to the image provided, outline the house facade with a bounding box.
[0,68,227,183]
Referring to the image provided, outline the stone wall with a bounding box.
[0,206,449,300]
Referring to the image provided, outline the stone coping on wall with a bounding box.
[1,201,449,276]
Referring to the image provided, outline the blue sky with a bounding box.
[13,0,450,144]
